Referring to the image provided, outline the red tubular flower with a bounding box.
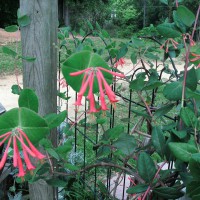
[70,68,90,76]
[190,53,200,62]
[97,67,125,78]
[16,149,26,177]
[13,136,18,167]
[87,72,98,113]
[96,71,108,111]
[160,38,179,53]
[0,137,12,170]
[20,134,35,171]
[0,128,45,178]
[69,66,125,113]
[97,69,118,104]
[18,129,46,160]
[115,58,125,68]
[75,72,91,107]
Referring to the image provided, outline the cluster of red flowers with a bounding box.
[0,128,45,178]
[115,58,125,68]
[160,38,179,53]
[70,67,125,113]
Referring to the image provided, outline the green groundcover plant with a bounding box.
[0,1,200,199]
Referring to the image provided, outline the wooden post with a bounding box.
[20,0,58,199]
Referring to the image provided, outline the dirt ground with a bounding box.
[0,28,20,46]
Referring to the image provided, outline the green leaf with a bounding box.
[117,45,128,60]
[171,129,187,139]
[129,78,145,91]
[163,81,182,101]
[102,29,110,38]
[57,32,65,40]
[176,6,195,27]
[19,56,36,62]
[65,163,79,171]
[0,108,49,144]
[113,134,136,155]
[126,184,148,194]
[18,89,39,113]
[157,23,181,38]
[193,194,200,200]
[168,142,197,162]
[187,181,200,198]
[131,37,145,48]
[104,125,124,140]
[152,126,166,158]
[153,187,184,199]
[159,0,168,5]
[5,25,18,32]
[130,52,137,64]
[96,118,107,124]
[39,138,53,148]
[56,141,73,157]
[44,110,67,129]
[57,91,70,101]
[144,52,159,60]
[137,152,156,183]
[143,81,163,90]
[179,67,197,91]
[87,20,94,30]
[180,107,198,128]
[173,11,187,33]
[186,67,197,91]
[46,178,67,187]
[79,28,85,37]
[2,46,17,57]
[62,51,112,93]
[154,103,174,118]
[131,109,151,119]
[189,153,200,179]
[17,15,31,27]
[11,85,22,95]
[46,148,60,160]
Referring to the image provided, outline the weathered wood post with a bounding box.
[20,0,58,199]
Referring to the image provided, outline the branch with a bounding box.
[53,162,144,183]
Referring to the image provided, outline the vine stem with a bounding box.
[181,5,200,108]
[53,162,144,183]
[141,161,167,200]
[192,4,200,39]
[137,92,153,118]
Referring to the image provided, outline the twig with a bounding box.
[142,161,167,200]
[53,162,144,183]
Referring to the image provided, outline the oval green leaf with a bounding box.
[62,50,112,94]
[157,23,181,38]
[137,152,156,183]
[5,25,19,32]
[0,107,49,144]
[168,142,197,162]
[18,89,39,113]
[176,6,195,27]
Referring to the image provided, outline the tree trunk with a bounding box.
[19,0,58,200]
